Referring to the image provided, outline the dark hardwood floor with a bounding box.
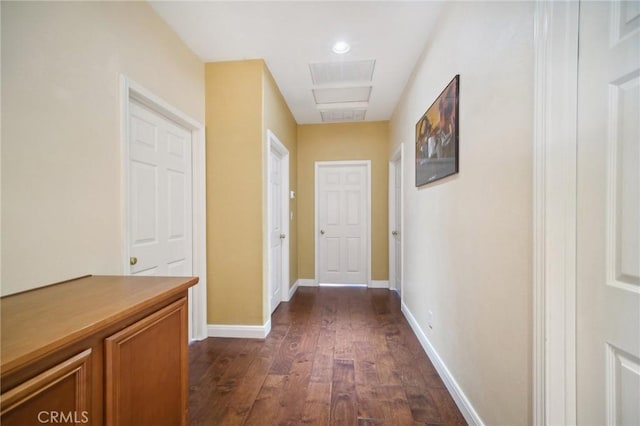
[189,287,467,425]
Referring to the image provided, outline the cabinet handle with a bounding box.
[130,257,138,266]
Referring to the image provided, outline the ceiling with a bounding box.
[149,1,445,124]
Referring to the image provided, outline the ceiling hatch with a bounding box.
[309,59,376,85]
[313,86,372,104]
[320,109,367,123]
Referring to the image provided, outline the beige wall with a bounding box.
[297,122,389,281]
[262,65,298,321]
[389,2,533,424]
[1,2,204,295]
[205,60,264,325]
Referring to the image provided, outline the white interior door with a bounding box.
[393,157,402,295]
[317,162,369,285]
[128,99,193,277]
[576,2,640,424]
[269,147,283,313]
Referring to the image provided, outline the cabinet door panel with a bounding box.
[0,349,92,426]
[105,298,187,426]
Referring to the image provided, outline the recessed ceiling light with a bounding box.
[332,41,351,54]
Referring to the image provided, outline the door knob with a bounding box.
[130,256,138,266]
[280,233,286,239]
[320,229,325,235]
[392,230,398,236]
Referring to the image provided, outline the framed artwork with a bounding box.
[415,74,459,187]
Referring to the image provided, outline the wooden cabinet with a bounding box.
[0,275,197,426]
[1,349,92,426]
[105,299,187,425]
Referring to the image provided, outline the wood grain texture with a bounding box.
[0,275,198,375]
[189,287,466,425]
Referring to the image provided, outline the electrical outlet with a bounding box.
[428,310,434,330]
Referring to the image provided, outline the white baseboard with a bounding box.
[287,280,300,300]
[207,319,271,339]
[297,278,317,287]
[401,301,484,426]
[369,280,389,288]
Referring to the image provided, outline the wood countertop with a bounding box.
[0,275,198,375]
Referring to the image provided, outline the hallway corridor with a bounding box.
[189,287,466,425]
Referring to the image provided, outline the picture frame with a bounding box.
[415,74,459,187]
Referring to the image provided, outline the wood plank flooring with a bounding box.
[189,287,466,425]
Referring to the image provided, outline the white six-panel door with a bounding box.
[576,2,640,424]
[128,99,193,277]
[393,157,402,294]
[269,146,283,313]
[266,130,289,314]
[316,161,369,285]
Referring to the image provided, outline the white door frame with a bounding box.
[120,76,208,342]
[265,130,290,310]
[533,1,579,424]
[314,160,371,286]
[389,144,403,296]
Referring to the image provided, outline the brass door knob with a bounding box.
[280,233,286,239]
[320,229,325,235]
[392,230,398,236]
[130,256,138,266]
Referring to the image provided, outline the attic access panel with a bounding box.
[320,109,367,122]
[309,60,376,85]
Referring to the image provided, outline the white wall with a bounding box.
[1,2,204,295]
[390,2,534,424]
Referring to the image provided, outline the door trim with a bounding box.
[314,160,371,286]
[120,76,207,342]
[265,130,290,314]
[533,2,579,424]
[389,144,403,297]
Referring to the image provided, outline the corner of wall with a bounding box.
[205,60,265,326]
